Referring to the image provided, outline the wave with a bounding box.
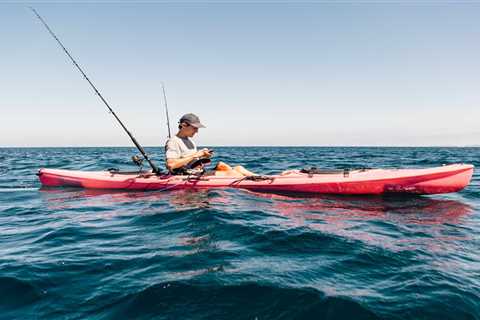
[0,187,38,192]
[0,277,42,311]
[96,281,380,320]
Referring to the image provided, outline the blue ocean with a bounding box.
[0,147,478,319]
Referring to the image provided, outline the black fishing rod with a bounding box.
[30,7,161,174]
[161,82,171,139]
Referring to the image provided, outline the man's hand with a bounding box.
[166,149,214,172]
[195,148,213,158]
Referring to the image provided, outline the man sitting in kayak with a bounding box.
[165,113,256,177]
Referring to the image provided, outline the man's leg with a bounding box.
[214,161,241,177]
[233,166,256,177]
[214,161,256,177]
[215,161,233,171]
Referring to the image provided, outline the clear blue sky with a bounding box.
[1,2,479,147]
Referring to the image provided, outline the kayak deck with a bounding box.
[37,164,474,195]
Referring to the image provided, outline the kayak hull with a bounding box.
[37,164,474,195]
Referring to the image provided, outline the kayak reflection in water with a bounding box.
[164,113,256,177]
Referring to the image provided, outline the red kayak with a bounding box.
[37,164,474,195]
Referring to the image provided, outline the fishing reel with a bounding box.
[132,155,144,167]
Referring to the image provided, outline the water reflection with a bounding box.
[39,188,210,210]
[40,187,473,226]
[244,191,474,252]
[248,192,473,225]
[39,187,474,255]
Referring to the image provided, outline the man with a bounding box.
[165,113,256,177]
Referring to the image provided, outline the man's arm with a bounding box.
[166,149,212,172]
[166,154,197,171]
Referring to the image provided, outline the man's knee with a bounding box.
[216,161,232,171]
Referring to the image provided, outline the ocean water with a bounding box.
[0,147,479,319]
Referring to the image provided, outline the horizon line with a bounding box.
[1,145,479,148]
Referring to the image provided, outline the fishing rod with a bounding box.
[30,7,161,174]
[161,82,171,139]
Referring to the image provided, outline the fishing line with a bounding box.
[30,7,161,174]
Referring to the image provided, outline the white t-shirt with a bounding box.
[165,136,197,159]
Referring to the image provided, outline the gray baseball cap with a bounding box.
[179,113,206,128]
